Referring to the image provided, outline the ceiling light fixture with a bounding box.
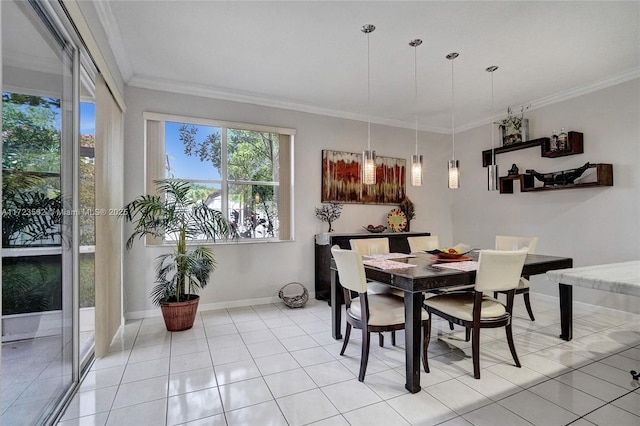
[447,52,460,189]
[362,24,376,185]
[409,39,423,187]
[486,65,499,191]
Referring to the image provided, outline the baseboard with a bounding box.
[124,292,317,320]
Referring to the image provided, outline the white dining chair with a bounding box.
[495,235,539,321]
[331,245,430,381]
[412,235,474,332]
[349,238,403,296]
[424,248,528,379]
[407,235,440,253]
[349,237,402,346]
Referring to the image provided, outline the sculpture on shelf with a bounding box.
[526,162,592,186]
[315,203,343,232]
[508,164,519,175]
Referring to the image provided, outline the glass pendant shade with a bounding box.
[446,52,459,189]
[448,159,460,189]
[409,39,423,187]
[487,164,498,191]
[361,24,376,185]
[411,154,423,186]
[362,150,376,185]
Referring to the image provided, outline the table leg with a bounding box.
[404,292,422,393]
[330,269,342,340]
[559,283,573,341]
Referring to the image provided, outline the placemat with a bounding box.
[362,253,415,260]
[362,259,418,270]
[432,261,479,272]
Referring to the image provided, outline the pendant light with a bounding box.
[486,65,499,191]
[409,39,423,186]
[362,24,376,185]
[446,52,460,189]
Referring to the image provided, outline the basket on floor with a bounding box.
[279,282,309,308]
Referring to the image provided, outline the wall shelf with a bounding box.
[498,163,613,194]
[482,138,548,167]
[482,132,584,166]
[541,132,584,158]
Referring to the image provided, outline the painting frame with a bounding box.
[321,149,406,205]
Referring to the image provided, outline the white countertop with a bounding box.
[546,261,640,297]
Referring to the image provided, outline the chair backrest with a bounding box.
[349,238,390,255]
[407,235,440,253]
[495,235,538,254]
[475,248,529,292]
[331,245,368,293]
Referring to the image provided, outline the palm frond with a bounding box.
[125,179,235,304]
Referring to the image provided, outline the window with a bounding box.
[145,113,294,242]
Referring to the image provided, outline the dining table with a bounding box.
[330,251,573,393]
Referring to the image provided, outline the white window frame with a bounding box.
[143,112,295,244]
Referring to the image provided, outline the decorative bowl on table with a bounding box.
[427,248,466,259]
[363,224,386,233]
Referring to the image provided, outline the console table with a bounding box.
[314,231,430,301]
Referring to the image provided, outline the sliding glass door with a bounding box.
[2,1,93,424]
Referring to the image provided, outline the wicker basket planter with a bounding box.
[279,282,309,308]
[160,295,200,331]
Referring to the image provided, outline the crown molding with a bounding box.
[92,0,133,82]
[130,67,640,136]
[527,67,640,111]
[458,67,640,132]
[128,75,451,134]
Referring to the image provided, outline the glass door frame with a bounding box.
[2,0,98,423]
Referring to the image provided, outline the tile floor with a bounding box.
[1,322,95,425]
[58,293,639,426]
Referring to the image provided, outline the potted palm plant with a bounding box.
[124,179,236,331]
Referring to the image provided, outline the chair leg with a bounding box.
[493,291,498,300]
[340,323,352,356]
[465,327,471,342]
[472,325,481,379]
[506,322,521,368]
[359,329,371,382]
[523,292,536,321]
[449,321,454,330]
[378,332,384,347]
[391,331,396,346]
[422,320,430,373]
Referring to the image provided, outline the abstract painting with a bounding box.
[321,149,406,204]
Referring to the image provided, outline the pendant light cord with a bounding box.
[414,44,418,155]
[450,57,455,161]
[367,31,371,151]
[491,69,495,162]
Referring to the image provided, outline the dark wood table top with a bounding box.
[333,252,573,293]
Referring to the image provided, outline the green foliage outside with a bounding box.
[2,92,97,313]
[177,126,280,238]
[2,93,61,173]
[80,134,96,246]
[2,256,62,315]
[79,254,95,308]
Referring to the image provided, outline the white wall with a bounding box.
[123,79,639,317]
[452,79,640,313]
[122,86,453,317]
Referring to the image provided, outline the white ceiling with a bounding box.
[99,1,640,133]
